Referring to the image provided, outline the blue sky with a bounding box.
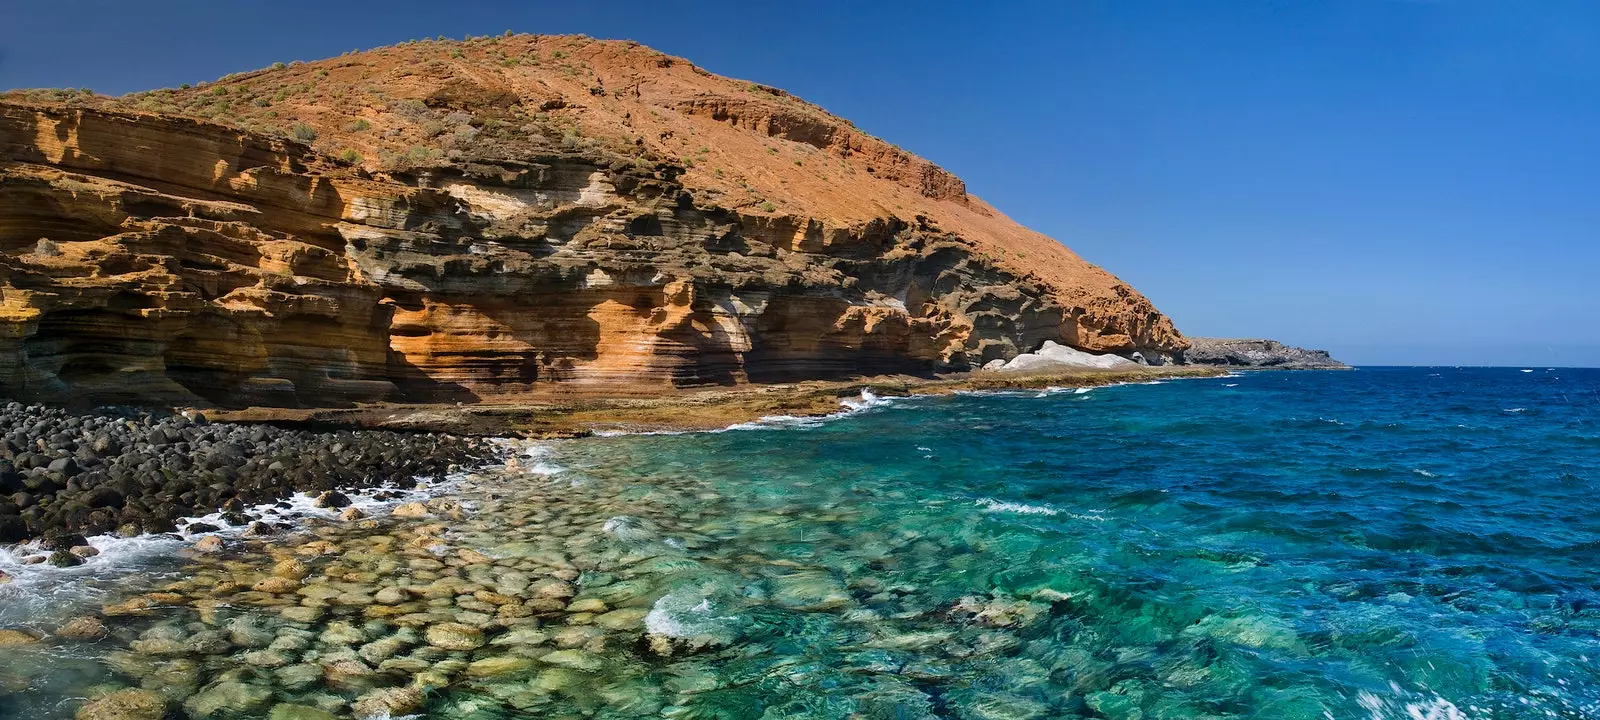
[3,1,1595,366]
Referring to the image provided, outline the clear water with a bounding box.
[3,367,1598,719]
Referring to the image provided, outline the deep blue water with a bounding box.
[548,366,1600,718]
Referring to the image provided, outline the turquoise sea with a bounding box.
[3,366,1599,719]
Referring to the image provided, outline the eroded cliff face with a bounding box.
[0,37,1184,408]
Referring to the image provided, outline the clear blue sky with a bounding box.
[3,1,1596,366]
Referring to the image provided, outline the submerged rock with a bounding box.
[75,688,167,720]
[55,616,109,640]
[183,680,272,718]
[425,622,485,651]
[0,628,39,646]
[350,686,425,719]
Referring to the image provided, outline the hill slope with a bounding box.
[0,34,1183,408]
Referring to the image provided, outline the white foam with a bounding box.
[1413,469,1439,478]
[1503,408,1526,414]
[1357,687,1469,720]
[644,590,738,641]
[975,498,1060,516]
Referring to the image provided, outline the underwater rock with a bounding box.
[74,688,168,720]
[425,622,485,651]
[55,616,108,640]
[351,686,425,718]
[183,680,272,718]
[0,628,39,646]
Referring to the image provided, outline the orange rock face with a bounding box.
[0,36,1184,408]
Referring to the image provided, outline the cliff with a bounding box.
[0,34,1185,408]
[1180,338,1348,369]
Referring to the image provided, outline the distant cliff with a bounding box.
[1180,338,1349,369]
[0,35,1186,408]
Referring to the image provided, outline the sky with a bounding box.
[2,1,1596,367]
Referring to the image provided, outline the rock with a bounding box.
[0,629,38,646]
[565,598,608,614]
[312,491,351,509]
[0,47,1185,418]
[183,680,272,718]
[252,576,299,594]
[373,586,409,604]
[351,686,425,719]
[338,507,365,521]
[390,502,429,519]
[538,649,603,672]
[425,622,485,651]
[267,704,338,720]
[69,544,100,559]
[280,606,325,624]
[55,616,108,640]
[465,655,536,677]
[49,549,83,567]
[274,664,323,691]
[594,607,650,631]
[992,341,1138,373]
[271,558,310,579]
[75,688,167,720]
[1179,338,1349,369]
[192,536,224,553]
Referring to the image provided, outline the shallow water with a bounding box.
[3,367,1599,719]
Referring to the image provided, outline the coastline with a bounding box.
[205,366,1230,438]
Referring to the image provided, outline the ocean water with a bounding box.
[2,367,1599,719]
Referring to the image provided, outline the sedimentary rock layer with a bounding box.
[0,36,1185,407]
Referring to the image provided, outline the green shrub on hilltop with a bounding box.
[291,123,318,143]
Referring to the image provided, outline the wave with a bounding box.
[975,497,1060,516]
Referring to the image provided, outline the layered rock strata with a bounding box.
[0,35,1186,408]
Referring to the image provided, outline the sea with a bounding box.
[1,366,1597,719]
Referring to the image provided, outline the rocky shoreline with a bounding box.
[1179,338,1349,370]
[0,402,497,554]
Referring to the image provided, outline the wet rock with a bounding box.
[49,549,84,567]
[280,606,325,624]
[274,664,323,691]
[313,491,351,509]
[267,704,337,720]
[192,536,223,553]
[252,576,299,594]
[425,622,485,651]
[466,655,536,677]
[70,544,100,559]
[373,586,409,604]
[350,686,425,719]
[271,558,309,579]
[538,649,603,672]
[75,688,167,720]
[391,502,429,518]
[56,616,109,640]
[338,507,365,521]
[0,628,39,646]
[183,680,272,718]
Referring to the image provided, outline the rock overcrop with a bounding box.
[0,401,494,544]
[1179,338,1349,369]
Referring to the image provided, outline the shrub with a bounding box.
[291,123,318,142]
[339,149,362,163]
[758,201,776,212]
[504,29,514,37]
[346,118,371,132]
[34,238,59,257]
[270,62,286,70]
